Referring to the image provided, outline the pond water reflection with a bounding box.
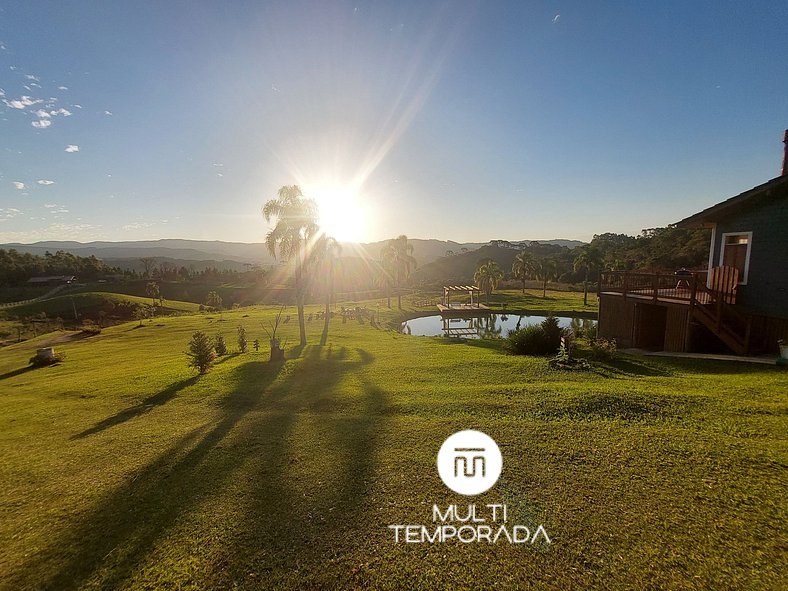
[400,314,596,339]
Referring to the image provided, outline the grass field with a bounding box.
[0,301,785,590]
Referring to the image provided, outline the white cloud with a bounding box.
[50,107,72,117]
[72,104,82,109]
[65,144,79,152]
[12,181,26,189]
[104,110,112,115]
[25,74,40,81]
[0,223,102,242]
[44,203,58,208]
[33,109,51,118]
[122,222,153,231]
[54,208,69,213]
[31,119,51,128]
[553,14,561,23]
[37,180,55,185]
[58,86,68,90]
[0,88,4,97]
[4,95,43,109]
[0,208,23,222]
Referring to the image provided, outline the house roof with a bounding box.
[675,174,788,228]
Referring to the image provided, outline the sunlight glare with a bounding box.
[305,183,369,243]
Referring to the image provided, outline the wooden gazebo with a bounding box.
[437,285,489,313]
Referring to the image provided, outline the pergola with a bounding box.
[441,285,482,309]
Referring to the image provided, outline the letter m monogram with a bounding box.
[454,448,486,478]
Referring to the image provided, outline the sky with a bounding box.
[1,1,786,245]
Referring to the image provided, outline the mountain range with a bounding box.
[0,238,585,270]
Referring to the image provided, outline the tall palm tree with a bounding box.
[381,235,417,310]
[263,185,319,347]
[511,251,535,294]
[474,260,504,304]
[310,234,342,346]
[376,259,394,309]
[534,259,558,298]
[573,246,603,306]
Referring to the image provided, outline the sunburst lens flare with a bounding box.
[304,183,369,243]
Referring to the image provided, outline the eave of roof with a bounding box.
[675,174,788,228]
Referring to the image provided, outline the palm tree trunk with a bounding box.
[295,261,306,347]
[321,271,332,346]
[543,279,547,298]
[397,288,402,310]
[521,279,525,294]
[387,287,391,308]
[583,268,589,306]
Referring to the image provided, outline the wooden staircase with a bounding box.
[689,266,752,355]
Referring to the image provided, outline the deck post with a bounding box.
[653,272,659,303]
[744,315,753,355]
[622,272,628,302]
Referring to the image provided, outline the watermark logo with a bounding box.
[437,430,502,496]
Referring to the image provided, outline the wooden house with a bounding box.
[597,134,788,355]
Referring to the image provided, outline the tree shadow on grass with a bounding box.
[8,346,387,590]
[588,355,673,378]
[70,376,200,440]
[0,365,36,381]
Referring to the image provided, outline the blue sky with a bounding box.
[1,1,786,244]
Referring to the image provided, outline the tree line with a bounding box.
[0,249,114,285]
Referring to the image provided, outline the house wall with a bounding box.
[709,195,788,319]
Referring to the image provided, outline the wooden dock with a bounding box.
[437,303,490,314]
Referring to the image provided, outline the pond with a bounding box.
[400,314,596,339]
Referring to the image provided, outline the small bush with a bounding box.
[504,325,550,355]
[187,331,216,374]
[237,325,248,353]
[215,334,228,356]
[80,320,102,335]
[29,351,66,367]
[541,316,563,352]
[590,338,617,361]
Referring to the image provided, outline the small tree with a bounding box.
[205,291,223,310]
[237,325,248,353]
[145,282,160,308]
[253,338,260,352]
[187,331,216,374]
[215,334,228,356]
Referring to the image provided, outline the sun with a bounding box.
[304,183,369,243]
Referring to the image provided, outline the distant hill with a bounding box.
[411,242,578,286]
[0,237,582,272]
[0,238,487,270]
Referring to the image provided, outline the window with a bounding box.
[719,232,752,285]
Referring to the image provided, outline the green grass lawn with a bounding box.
[0,303,785,590]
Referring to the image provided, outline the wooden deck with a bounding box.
[437,303,490,313]
[598,268,752,355]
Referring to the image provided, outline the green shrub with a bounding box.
[79,320,102,335]
[541,316,563,352]
[590,337,617,361]
[187,331,216,374]
[237,325,248,353]
[504,325,549,355]
[215,334,228,356]
[29,351,66,367]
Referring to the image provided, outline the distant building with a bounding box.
[27,275,76,285]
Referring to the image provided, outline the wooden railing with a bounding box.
[598,270,708,303]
